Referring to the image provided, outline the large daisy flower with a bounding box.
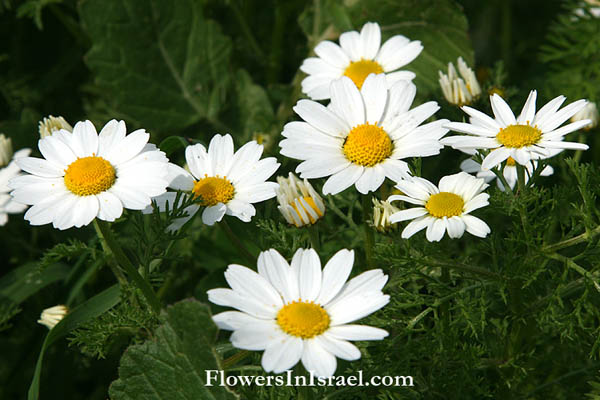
[388,172,490,241]
[208,248,389,377]
[280,74,449,195]
[300,22,423,100]
[0,137,30,225]
[8,120,169,230]
[146,134,279,229]
[460,157,553,191]
[442,90,591,170]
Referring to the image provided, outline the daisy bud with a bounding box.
[276,173,325,227]
[0,134,13,167]
[37,305,68,329]
[571,101,599,130]
[38,115,73,139]
[371,198,400,233]
[438,57,481,106]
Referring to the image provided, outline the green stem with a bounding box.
[307,224,320,251]
[93,220,127,286]
[573,133,585,163]
[490,166,514,196]
[222,350,252,370]
[219,219,255,264]
[542,225,600,252]
[94,220,162,314]
[361,194,375,269]
[516,164,526,194]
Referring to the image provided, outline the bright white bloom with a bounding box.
[8,120,169,230]
[208,248,389,377]
[300,22,422,100]
[442,90,591,170]
[281,74,449,195]
[276,173,325,227]
[39,115,73,139]
[389,172,490,241]
[571,101,598,130]
[371,198,400,233]
[145,134,279,229]
[438,57,481,106]
[460,157,553,191]
[38,305,68,329]
[575,1,600,18]
[0,136,30,225]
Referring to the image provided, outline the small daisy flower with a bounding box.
[371,198,400,233]
[208,248,389,377]
[571,101,598,130]
[388,172,490,241]
[146,134,279,229]
[8,120,169,230]
[39,115,72,139]
[438,57,481,106]
[280,74,449,195]
[0,135,30,226]
[38,305,68,329]
[276,173,325,227]
[460,157,553,191]
[300,22,423,100]
[442,90,591,170]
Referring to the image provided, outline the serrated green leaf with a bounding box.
[79,0,232,133]
[109,299,238,400]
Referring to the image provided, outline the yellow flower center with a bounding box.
[425,192,465,218]
[343,123,393,167]
[192,175,235,206]
[496,124,542,148]
[343,59,384,89]
[63,156,116,196]
[291,197,323,226]
[506,156,516,166]
[276,300,330,339]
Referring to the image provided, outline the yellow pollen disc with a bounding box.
[343,59,384,89]
[192,175,235,206]
[291,197,323,225]
[496,124,542,148]
[64,156,116,196]
[276,300,330,339]
[505,156,516,166]
[343,123,393,167]
[425,192,465,218]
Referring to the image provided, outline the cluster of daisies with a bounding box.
[2,21,595,377]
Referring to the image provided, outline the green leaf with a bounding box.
[28,284,121,400]
[108,299,238,400]
[79,0,232,133]
[299,0,473,97]
[234,69,275,140]
[0,262,69,304]
[159,135,190,156]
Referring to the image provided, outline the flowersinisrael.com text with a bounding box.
[205,370,414,387]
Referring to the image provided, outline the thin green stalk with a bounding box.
[361,194,375,269]
[219,219,255,264]
[490,166,514,196]
[516,164,526,194]
[307,224,320,251]
[573,133,586,163]
[94,220,162,314]
[93,220,127,286]
[222,350,251,370]
[542,224,600,252]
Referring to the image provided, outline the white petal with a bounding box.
[462,215,491,238]
[185,143,210,178]
[375,37,422,71]
[212,311,267,331]
[317,334,361,361]
[327,292,390,325]
[301,339,337,378]
[359,22,381,60]
[16,157,63,178]
[38,136,76,167]
[322,165,364,195]
[446,216,466,239]
[360,74,387,123]
[96,191,123,222]
[490,94,516,126]
[517,90,537,124]
[462,106,501,131]
[166,163,195,190]
[327,324,388,341]
[97,120,126,158]
[425,218,446,242]
[481,147,512,170]
[105,130,149,165]
[297,249,322,302]
[294,100,350,137]
[389,207,427,223]
[314,41,350,69]
[354,165,385,194]
[202,203,227,225]
[401,216,432,239]
[224,264,283,309]
[73,120,99,157]
[330,77,365,128]
[231,320,284,351]
[262,336,303,373]
[258,249,299,303]
[207,288,277,319]
[339,31,362,61]
[315,249,354,305]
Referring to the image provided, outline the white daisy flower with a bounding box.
[280,74,449,195]
[8,120,169,230]
[460,157,553,191]
[571,101,598,130]
[388,172,490,241]
[276,172,325,227]
[37,305,68,329]
[145,134,279,229]
[371,198,400,233]
[208,248,389,377]
[442,90,591,170]
[0,135,31,226]
[438,57,481,106]
[300,21,423,100]
[39,115,72,139]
